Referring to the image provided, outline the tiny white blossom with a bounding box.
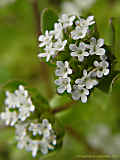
[55,61,72,78]
[72,85,89,103]
[38,43,56,62]
[75,16,95,27]
[38,30,53,48]
[89,37,105,56]
[58,14,75,28]
[71,16,95,40]
[26,140,40,157]
[5,92,19,108]
[1,85,35,124]
[69,42,89,62]
[94,60,110,78]
[15,119,56,157]
[15,123,27,137]
[71,26,87,40]
[0,108,18,126]
[18,101,35,122]
[75,70,98,89]
[29,123,42,136]
[53,39,67,51]
[55,77,72,94]
[50,23,63,40]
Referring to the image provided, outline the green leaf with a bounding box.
[41,8,58,34]
[96,71,120,93]
[49,94,72,109]
[110,18,120,61]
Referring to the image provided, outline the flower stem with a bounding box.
[52,100,76,114]
[31,0,41,37]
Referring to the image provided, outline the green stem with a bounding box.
[31,0,41,37]
[109,18,115,54]
[52,100,76,114]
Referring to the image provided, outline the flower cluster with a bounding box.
[16,119,56,157]
[38,14,110,103]
[1,85,35,125]
[0,85,56,157]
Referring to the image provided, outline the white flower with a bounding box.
[50,23,63,40]
[15,119,56,157]
[26,140,40,157]
[76,16,95,26]
[72,85,89,103]
[18,98,35,121]
[38,43,56,62]
[55,61,72,78]
[15,123,27,137]
[75,16,95,27]
[93,60,110,78]
[89,37,105,56]
[1,85,35,124]
[29,119,52,137]
[58,14,75,28]
[71,16,95,40]
[69,42,89,62]
[29,123,42,136]
[55,77,72,94]
[75,70,98,89]
[38,30,53,48]
[71,26,87,40]
[53,39,67,51]
[0,108,18,126]
[5,92,19,108]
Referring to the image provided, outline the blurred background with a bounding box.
[1,0,120,159]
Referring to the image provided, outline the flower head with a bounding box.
[69,42,89,62]
[38,30,53,48]
[15,119,56,157]
[71,16,95,40]
[55,61,72,78]
[38,14,110,103]
[58,14,75,28]
[94,60,109,78]
[0,107,18,126]
[0,85,35,125]
[89,37,105,56]
[38,43,56,62]
[72,85,89,103]
[55,77,72,94]
[75,70,98,89]
[50,23,63,40]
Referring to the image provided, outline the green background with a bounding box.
[1,0,120,159]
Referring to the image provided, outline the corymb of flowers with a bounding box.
[0,85,57,157]
[38,14,110,103]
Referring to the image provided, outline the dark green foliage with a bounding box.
[110,18,120,61]
[41,8,58,34]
